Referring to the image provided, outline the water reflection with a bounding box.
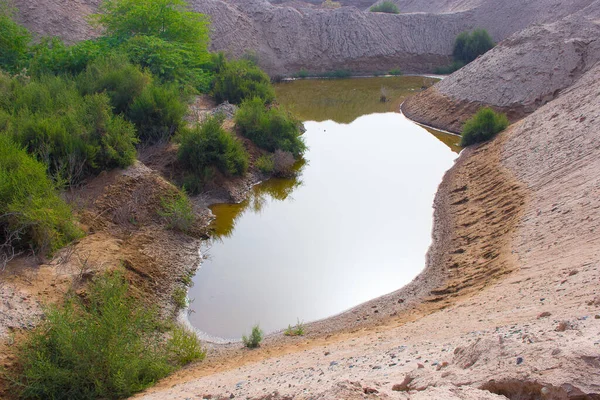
[210,160,307,238]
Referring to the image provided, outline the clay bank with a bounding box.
[186,76,460,340]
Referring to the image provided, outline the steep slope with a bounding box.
[402,2,600,132]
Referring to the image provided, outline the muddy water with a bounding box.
[188,77,460,340]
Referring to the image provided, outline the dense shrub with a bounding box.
[177,114,249,181]
[452,29,494,64]
[126,83,187,142]
[28,37,113,77]
[460,107,509,146]
[212,59,275,105]
[2,74,138,184]
[0,136,81,257]
[235,97,306,157]
[12,272,205,400]
[370,1,400,13]
[242,324,263,348]
[77,54,151,114]
[388,68,402,76]
[0,1,31,73]
[321,0,341,9]
[256,154,275,174]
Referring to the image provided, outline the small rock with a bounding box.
[229,394,235,399]
[417,363,424,369]
[372,365,381,370]
[551,349,561,356]
[398,299,404,304]
[568,270,579,276]
[595,315,600,319]
[537,311,552,319]
[516,357,524,365]
[329,361,338,367]
[587,296,600,306]
[202,395,212,400]
[392,376,414,392]
[363,387,379,394]
[324,351,330,356]
[555,321,570,332]
[436,361,449,371]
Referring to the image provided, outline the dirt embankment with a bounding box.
[402,5,600,133]
[13,0,596,76]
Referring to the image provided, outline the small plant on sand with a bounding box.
[284,320,305,337]
[242,324,263,348]
[256,154,275,174]
[159,191,195,232]
[370,1,400,14]
[388,68,402,76]
[460,107,509,146]
[167,325,205,365]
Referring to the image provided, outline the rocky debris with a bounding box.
[537,311,552,319]
[392,375,414,391]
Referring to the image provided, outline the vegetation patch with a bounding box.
[284,320,305,337]
[158,191,195,233]
[177,114,249,188]
[212,58,275,105]
[435,29,494,74]
[460,107,509,146]
[370,1,400,13]
[242,324,264,349]
[235,97,306,157]
[9,272,205,400]
[256,154,275,174]
[0,136,81,259]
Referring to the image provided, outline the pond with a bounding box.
[187,76,460,341]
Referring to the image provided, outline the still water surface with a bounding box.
[188,77,460,340]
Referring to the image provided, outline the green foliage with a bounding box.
[434,61,465,74]
[321,0,341,9]
[0,136,81,255]
[452,29,494,64]
[28,37,114,77]
[167,326,205,365]
[284,320,305,337]
[256,154,275,174]
[11,272,205,400]
[177,114,249,180]
[212,59,275,105]
[370,1,400,13]
[0,0,31,73]
[2,74,137,184]
[242,324,263,349]
[460,107,509,146]
[235,97,306,157]
[171,287,188,309]
[158,192,194,232]
[126,83,187,142]
[77,54,151,114]
[388,68,402,76]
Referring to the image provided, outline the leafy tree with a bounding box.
[452,29,494,64]
[0,0,31,72]
[460,107,508,146]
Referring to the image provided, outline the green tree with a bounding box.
[0,0,31,72]
[452,29,494,64]
[212,59,275,105]
[370,1,400,13]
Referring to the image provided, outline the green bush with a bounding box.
[126,83,187,142]
[460,107,509,146]
[256,154,275,174]
[28,37,114,77]
[171,287,188,309]
[0,136,81,256]
[158,192,194,232]
[77,54,151,114]
[235,97,306,157]
[3,74,137,184]
[242,324,263,349]
[388,68,402,76]
[452,29,494,64]
[212,59,275,105]
[11,272,205,400]
[0,0,31,73]
[177,114,249,180]
[370,1,400,13]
